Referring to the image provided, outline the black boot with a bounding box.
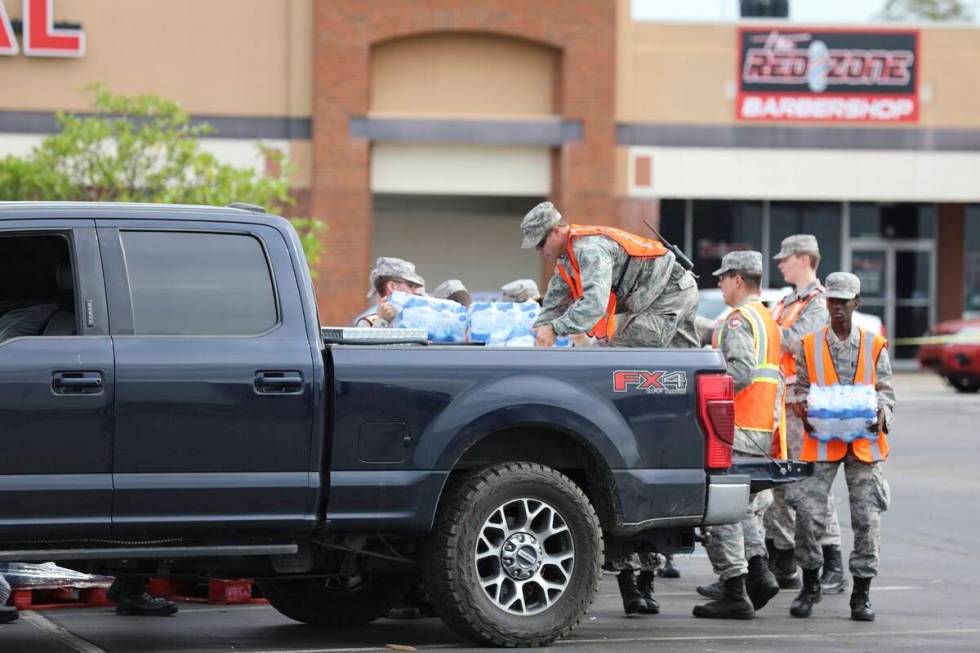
[789,567,822,618]
[745,555,780,610]
[692,575,755,620]
[108,578,178,617]
[656,553,681,579]
[850,577,875,622]
[635,571,660,614]
[696,579,724,599]
[0,605,18,623]
[773,547,802,589]
[820,545,848,594]
[616,570,653,615]
[765,538,777,572]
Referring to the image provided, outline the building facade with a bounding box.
[2,0,979,360]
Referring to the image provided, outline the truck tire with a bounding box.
[949,375,980,394]
[257,573,412,627]
[423,462,603,647]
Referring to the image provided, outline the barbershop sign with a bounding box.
[737,28,918,123]
[1,0,85,57]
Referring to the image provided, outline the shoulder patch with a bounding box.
[814,296,827,307]
[727,316,743,330]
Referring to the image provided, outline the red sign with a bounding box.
[0,0,86,58]
[737,28,918,123]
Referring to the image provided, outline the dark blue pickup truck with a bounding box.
[0,202,806,646]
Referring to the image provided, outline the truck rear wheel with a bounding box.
[257,573,412,627]
[423,462,603,647]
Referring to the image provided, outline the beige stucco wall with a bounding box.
[370,33,558,116]
[617,12,980,128]
[0,0,312,117]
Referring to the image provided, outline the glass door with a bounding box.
[849,242,935,361]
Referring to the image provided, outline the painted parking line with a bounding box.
[21,610,107,653]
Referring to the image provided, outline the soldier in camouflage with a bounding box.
[500,278,541,303]
[355,257,426,327]
[519,201,701,615]
[693,251,782,620]
[787,272,895,622]
[764,235,846,595]
[520,202,700,349]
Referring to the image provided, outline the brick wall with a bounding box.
[312,0,617,324]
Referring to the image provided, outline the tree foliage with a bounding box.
[0,84,324,273]
[876,0,975,22]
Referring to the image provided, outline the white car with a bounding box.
[697,288,884,336]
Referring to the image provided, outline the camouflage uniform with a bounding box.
[501,279,541,303]
[764,279,843,551]
[788,302,895,578]
[0,571,9,605]
[355,257,426,328]
[533,228,700,348]
[705,279,783,580]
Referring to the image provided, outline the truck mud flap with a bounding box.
[728,458,813,493]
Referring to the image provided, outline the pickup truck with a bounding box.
[0,202,807,646]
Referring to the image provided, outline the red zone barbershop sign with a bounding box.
[737,28,918,123]
[0,0,85,58]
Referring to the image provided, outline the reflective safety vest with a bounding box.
[771,284,825,383]
[800,326,890,463]
[713,300,783,442]
[556,225,667,339]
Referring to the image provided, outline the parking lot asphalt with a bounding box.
[3,372,979,653]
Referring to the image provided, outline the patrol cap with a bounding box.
[431,279,467,300]
[501,279,541,303]
[824,272,861,300]
[520,201,562,249]
[713,250,764,277]
[774,234,820,260]
[366,257,426,298]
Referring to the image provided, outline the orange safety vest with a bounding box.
[769,284,824,459]
[771,284,825,383]
[556,225,667,339]
[800,326,890,463]
[713,300,783,443]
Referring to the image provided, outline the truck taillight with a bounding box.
[698,374,735,470]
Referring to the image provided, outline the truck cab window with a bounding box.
[0,234,76,341]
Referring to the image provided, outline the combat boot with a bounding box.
[772,546,802,589]
[696,579,724,599]
[0,605,18,623]
[108,578,178,617]
[850,577,875,621]
[616,570,654,615]
[656,553,681,579]
[692,575,755,620]
[635,570,660,614]
[745,555,780,610]
[789,567,822,618]
[820,545,848,594]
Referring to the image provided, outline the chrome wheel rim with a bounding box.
[475,497,575,616]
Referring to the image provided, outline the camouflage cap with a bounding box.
[713,250,764,277]
[824,272,861,300]
[520,201,562,249]
[366,257,426,298]
[500,278,541,303]
[431,279,467,300]
[773,234,820,260]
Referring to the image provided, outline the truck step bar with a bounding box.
[0,543,298,562]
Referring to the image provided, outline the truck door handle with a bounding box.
[52,371,103,394]
[254,371,303,394]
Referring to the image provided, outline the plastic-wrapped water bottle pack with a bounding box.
[467,302,540,344]
[807,384,879,442]
[387,291,469,343]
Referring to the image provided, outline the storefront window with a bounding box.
[850,203,936,240]
[658,199,686,250]
[691,200,763,287]
[769,202,842,288]
[966,206,980,316]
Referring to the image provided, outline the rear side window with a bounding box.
[120,231,277,336]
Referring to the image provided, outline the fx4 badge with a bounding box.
[613,370,688,395]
